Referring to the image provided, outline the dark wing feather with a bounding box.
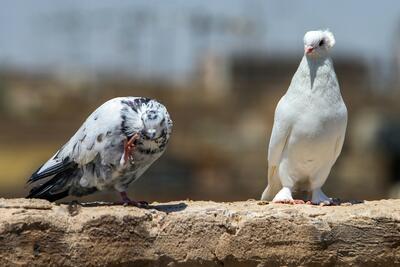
[28,156,74,184]
[27,165,77,201]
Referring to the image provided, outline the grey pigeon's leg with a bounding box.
[118,191,148,208]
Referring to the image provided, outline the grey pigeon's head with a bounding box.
[141,109,167,140]
[303,30,335,57]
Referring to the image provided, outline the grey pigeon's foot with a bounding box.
[118,191,148,208]
[121,200,149,208]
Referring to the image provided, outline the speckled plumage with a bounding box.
[27,97,173,202]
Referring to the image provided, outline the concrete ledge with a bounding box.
[0,198,400,266]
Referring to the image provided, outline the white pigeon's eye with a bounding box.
[319,39,325,46]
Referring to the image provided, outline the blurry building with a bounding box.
[197,52,231,97]
[0,2,267,85]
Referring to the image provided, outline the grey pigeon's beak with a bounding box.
[305,45,314,54]
[145,129,157,140]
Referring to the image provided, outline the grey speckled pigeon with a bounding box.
[261,30,347,205]
[27,97,173,206]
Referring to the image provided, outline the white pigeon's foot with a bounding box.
[272,187,293,202]
[311,188,332,205]
[272,187,305,204]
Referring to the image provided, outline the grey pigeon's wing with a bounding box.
[262,97,292,200]
[27,150,76,184]
[29,98,139,184]
[66,100,126,165]
[66,98,145,166]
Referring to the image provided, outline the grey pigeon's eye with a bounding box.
[147,112,157,120]
[319,39,325,46]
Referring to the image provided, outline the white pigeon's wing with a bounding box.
[262,97,292,200]
[261,165,282,201]
[333,110,347,162]
[268,97,292,166]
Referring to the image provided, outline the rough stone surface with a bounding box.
[0,198,400,266]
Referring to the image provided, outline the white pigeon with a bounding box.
[27,97,173,206]
[261,30,347,204]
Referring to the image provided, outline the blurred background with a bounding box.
[1,0,400,202]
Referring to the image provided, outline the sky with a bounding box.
[0,0,399,82]
[264,0,400,63]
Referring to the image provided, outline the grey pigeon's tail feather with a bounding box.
[27,165,77,202]
[28,157,74,184]
[27,183,69,202]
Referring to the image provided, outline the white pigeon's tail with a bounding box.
[261,165,282,201]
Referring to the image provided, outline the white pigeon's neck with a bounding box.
[288,54,336,94]
[296,55,333,79]
[305,53,331,66]
[305,54,333,79]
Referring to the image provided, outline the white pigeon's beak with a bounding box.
[305,45,314,54]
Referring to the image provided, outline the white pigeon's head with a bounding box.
[141,109,167,140]
[303,30,335,57]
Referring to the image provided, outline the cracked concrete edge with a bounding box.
[0,198,400,266]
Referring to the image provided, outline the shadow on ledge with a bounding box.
[59,200,188,213]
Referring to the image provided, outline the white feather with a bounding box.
[304,29,335,48]
[262,30,347,204]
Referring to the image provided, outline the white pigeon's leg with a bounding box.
[311,188,331,205]
[310,167,333,205]
[272,187,293,202]
[272,187,304,204]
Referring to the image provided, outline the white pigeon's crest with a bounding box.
[303,30,335,48]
